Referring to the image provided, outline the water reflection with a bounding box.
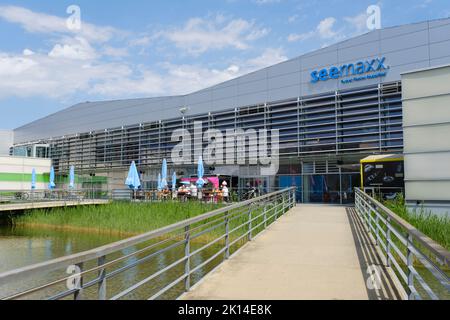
[0,225,225,300]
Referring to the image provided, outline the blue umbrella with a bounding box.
[31,168,36,190]
[157,173,162,192]
[48,166,56,190]
[161,159,168,189]
[69,166,75,189]
[172,172,177,192]
[125,161,141,190]
[197,156,205,188]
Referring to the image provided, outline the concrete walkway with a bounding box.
[182,205,403,300]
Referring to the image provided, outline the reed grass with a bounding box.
[12,202,224,236]
[384,195,450,251]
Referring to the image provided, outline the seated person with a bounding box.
[190,183,198,199]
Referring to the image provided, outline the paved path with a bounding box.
[0,200,109,213]
[182,205,403,300]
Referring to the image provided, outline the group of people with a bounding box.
[174,181,230,203]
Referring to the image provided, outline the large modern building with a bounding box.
[5,17,450,207]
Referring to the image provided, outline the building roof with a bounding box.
[13,17,450,144]
[360,154,404,163]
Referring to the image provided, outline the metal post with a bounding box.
[264,204,268,229]
[407,234,415,300]
[98,256,107,300]
[248,208,253,241]
[74,262,84,300]
[225,213,230,259]
[386,217,391,267]
[184,225,191,291]
[375,213,380,246]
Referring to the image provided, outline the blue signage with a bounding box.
[311,57,389,84]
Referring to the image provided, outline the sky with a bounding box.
[0,0,448,129]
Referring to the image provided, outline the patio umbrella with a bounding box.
[125,161,141,190]
[31,168,36,190]
[172,172,177,192]
[48,166,56,190]
[161,159,168,189]
[196,156,205,188]
[69,166,75,189]
[157,173,162,192]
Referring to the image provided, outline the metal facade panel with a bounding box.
[384,61,430,83]
[381,29,429,53]
[301,49,338,71]
[380,21,428,39]
[267,85,300,102]
[429,21,450,43]
[267,58,301,77]
[337,30,380,49]
[267,72,300,90]
[212,84,238,101]
[430,40,450,60]
[212,97,237,111]
[338,41,380,62]
[237,69,267,84]
[237,79,267,95]
[385,45,430,66]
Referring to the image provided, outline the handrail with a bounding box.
[354,188,450,300]
[355,188,449,266]
[0,188,296,300]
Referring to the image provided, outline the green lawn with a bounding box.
[12,202,224,236]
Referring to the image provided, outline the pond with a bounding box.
[0,223,227,300]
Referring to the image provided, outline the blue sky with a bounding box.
[0,0,448,129]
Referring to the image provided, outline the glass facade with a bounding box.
[13,81,403,202]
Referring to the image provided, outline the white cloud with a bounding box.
[246,48,287,69]
[48,37,97,60]
[288,14,299,24]
[0,6,281,102]
[23,49,35,56]
[0,5,121,43]
[288,14,369,44]
[162,15,270,55]
[316,17,338,39]
[102,46,129,58]
[344,13,369,34]
[0,46,287,100]
[0,51,131,98]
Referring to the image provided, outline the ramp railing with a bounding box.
[355,188,450,300]
[0,188,296,300]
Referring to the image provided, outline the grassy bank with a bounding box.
[384,196,450,251]
[12,202,224,236]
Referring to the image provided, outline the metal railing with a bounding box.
[0,189,110,204]
[0,188,296,300]
[354,188,450,300]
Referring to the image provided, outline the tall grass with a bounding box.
[384,195,450,251]
[12,202,223,236]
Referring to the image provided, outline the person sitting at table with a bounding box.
[190,183,198,200]
[221,181,230,203]
[178,185,189,202]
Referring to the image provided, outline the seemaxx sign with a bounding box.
[311,57,389,84]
